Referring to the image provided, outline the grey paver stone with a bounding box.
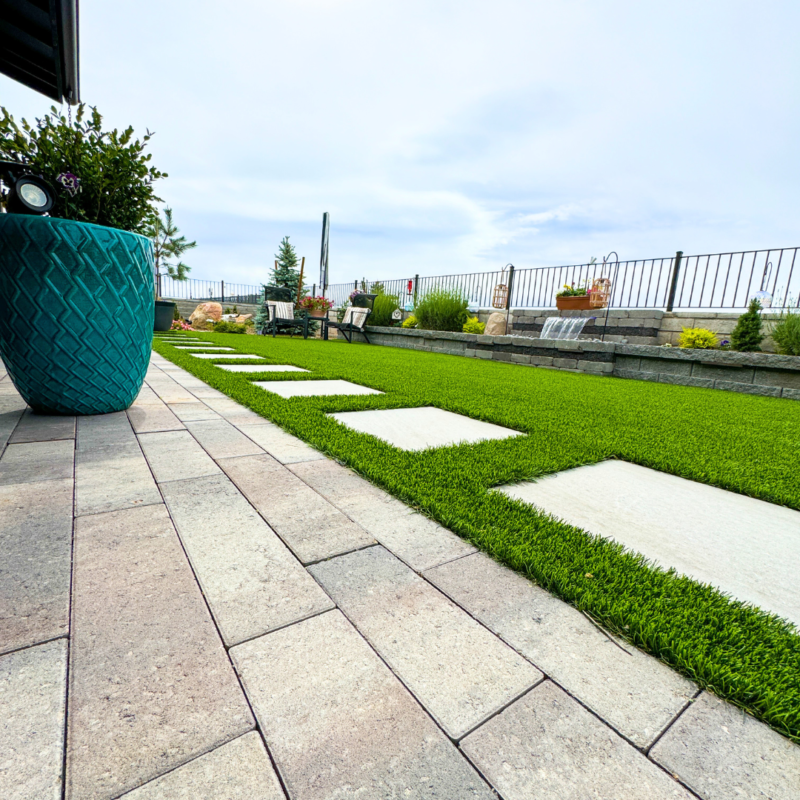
[309,547,542,739]
[67,504,253,800]
[0,407,25,450]
[143,376,196,403]
[127,402,185,433]
[161,474,333,645]
[231,610,494,799]
[0,639,67,800]
[220,453,374,563]
[9,409,76,443]
[291,459,476,570]
[0,479,73,654]
[197,396,271,424]
[650,692,800,800]
[120,732,284,800]
[185,418,265,459]
[0,439,74,485]
[462,681,692,800]
[166,401,221,422]
[132,385,163,405]
[425,552,696,747]
[138,430,221,482]
[75,440,162,516]
[77,411,137,450]
[235,422,325,463]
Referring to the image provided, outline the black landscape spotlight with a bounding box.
[0,161,56,215]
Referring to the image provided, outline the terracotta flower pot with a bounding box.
[308,309,328,318]
[556,295,592,311]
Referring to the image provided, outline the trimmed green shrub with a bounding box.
[402,314,417,328]
[679,327,719,349]
[771,310,800,356]
[213,320,246,334]
[463,317,486,334]
[731,299,764,352]
[370,293,400,327]
[414,288,468,332]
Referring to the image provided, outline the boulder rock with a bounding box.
[189,302,223,329]
[485,311,512,336]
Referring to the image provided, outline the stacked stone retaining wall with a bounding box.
[352,326,799,400]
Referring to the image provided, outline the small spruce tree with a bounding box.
[730,298,764,352]
[271,236,305,303]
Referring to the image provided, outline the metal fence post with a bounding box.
[666,251,683,311]
[414,274,419,306]
[505,264,515,334]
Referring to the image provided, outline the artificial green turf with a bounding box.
[153,331,800,742]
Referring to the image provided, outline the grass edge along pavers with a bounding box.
[153,333,800,744]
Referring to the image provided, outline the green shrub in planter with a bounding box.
[213,320,247,334]
[730,299,764,352]
[463,317,486,334]
[678,327,719,349]
[414,288,468,332]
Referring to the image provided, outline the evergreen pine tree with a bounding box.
[730,298,764,352]
[271,236,305,303]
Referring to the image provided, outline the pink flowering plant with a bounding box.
[298,295,333,312]
[171,319,191,331]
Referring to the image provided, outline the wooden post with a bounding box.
[296,256,306,306]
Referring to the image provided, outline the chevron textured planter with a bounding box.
[0,214,154,415]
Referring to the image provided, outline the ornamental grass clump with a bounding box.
[414,288,468,332]
[771,310,800,356]
[678,327,719,349]
[370,293,400,326]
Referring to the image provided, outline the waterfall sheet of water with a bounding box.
[540,316,591,340]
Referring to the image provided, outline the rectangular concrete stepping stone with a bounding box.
[190,353,268,360]
[461,681,693,800]
[498,460,800,627]
[236,422,325,464]
[425,552,695,748]
[217,363,309,372]
[138,430,222,483]
[122,732,284,799]
[0,439,74,486]
[67,504,254,800]
[0,640,67,800]
[167,400,221,422]
[254,379,383,398]
[161,474,334,645]
[174,346,236,351]
[127,401,185,434]
[75,416,162,517]
[0,479,73,654]
[329,405,522,451]
[219,453,375,563]
[309,546,543,739]
[230,610,495,799]
[185,418,265,459]
[9,409,75,443]
[290,459,477,570]
[650,692,800,799]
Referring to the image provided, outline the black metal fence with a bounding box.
[326,246,800,311]
[158,276,262,306]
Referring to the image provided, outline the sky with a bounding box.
[1,0,798,292]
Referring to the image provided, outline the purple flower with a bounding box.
[56,172,81,196]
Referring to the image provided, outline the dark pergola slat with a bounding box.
[0,0,79,104]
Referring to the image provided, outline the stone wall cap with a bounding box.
[619,344,800,371]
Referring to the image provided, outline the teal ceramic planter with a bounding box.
[0,214,154,415]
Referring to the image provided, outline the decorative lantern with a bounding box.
[589,278,611,308]
[492,283,508,309]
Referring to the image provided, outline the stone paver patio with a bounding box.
[1,351,799,799]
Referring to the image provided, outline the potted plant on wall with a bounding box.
[298,295,334,318]
[556,282,593,310]
[0,104,165,415]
